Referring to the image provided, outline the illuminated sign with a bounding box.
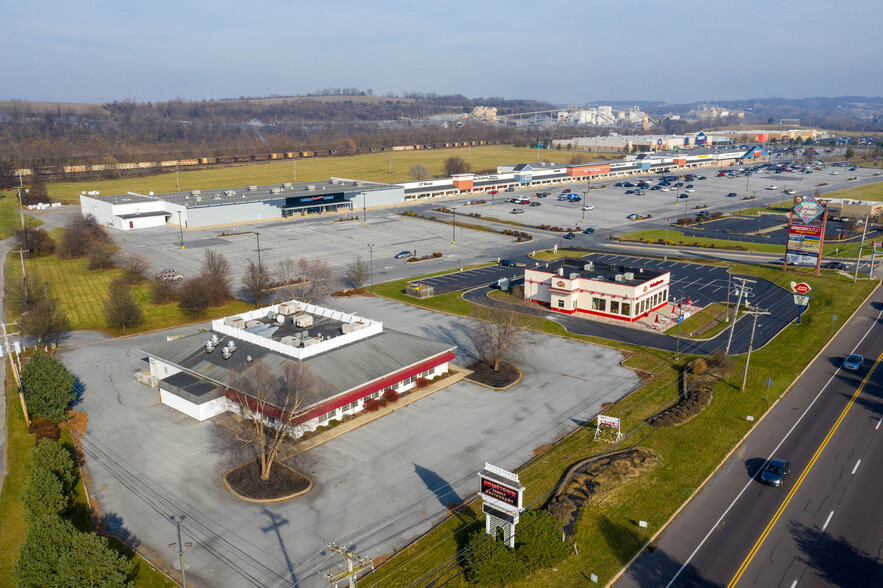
[479,478,521,509]
[556,280,566,287]
[792,195,824,224]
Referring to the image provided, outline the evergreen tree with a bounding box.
[20,350,76,423]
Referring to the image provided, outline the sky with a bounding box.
[3,0,881,106]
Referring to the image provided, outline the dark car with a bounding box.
[759,458,791,487]
[727,192,738,197]
[499,259,516,267]
[678,193,689,199]
[505,187,515,192]
[823,261,847,270]
[394,250,412,259]
[562,232,575,240]
[582,227,595,234]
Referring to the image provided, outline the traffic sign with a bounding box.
[791,282,811,294]
[793,294,810,306]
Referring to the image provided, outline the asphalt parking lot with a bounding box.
[677,215,883,246]
[63,298,640,588]
[413,263,524,294]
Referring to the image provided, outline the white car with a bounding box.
[831,171,839,175]
[685,188,695,193]
[582,205,594,211]
[766,185,778,190]
[785,189,796,195]
[661,187,671,192]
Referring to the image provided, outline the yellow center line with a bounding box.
[728,350,883,587]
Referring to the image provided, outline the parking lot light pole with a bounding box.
[451,207,457,244]
[362,192,367,225]
[170,542,192,587]
[459,227,463,271]
[664,218,670,261]
[177,211,185,249]
[255,232,262,276]
[582,189,587,223]
[368,243,375,293]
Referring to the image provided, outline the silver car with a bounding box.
[759,458,791,487]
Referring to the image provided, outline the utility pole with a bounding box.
[177,211,185,249]
[324,542,373,588]
[675,299,683,360]
[664,218,670,261]
[741,309,770,390]
[459,227,463,271]
[726,277,756,354]
[169,541,192,588]
[2,322,28,427]
[362,192,367,225]
[725,266,732,322]
[176,165,180,191]
[255,233,262,276]
[853,213,870,283]
[451,207,457,244]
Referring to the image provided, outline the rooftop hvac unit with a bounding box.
[195,196,202,202]
[295,315,313,328]
[221,347,232,360]
[270,188,282,194]
[341,321,364,334]
[306,185,316,191]
[558,268,565,276]
[213,195,222,200]
[225,340,236,352]
[280,335,298,346]
[245,319,262,328]
[224,190,236,196]
[615,274,625,283]
[190,190,201,196]
[569,273,580,280]
[210,333,220,345]
[224,317,245,329]
[275,314,286,324]
[355,181,363,186]
[247,185,257,191]
[277,303,300,315]
[246,355,253,363]
[282,182,293,189]
[204,340,216,353]
[584,262,595,271]
[624,272,635,281]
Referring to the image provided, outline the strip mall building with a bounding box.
[524,258,670,322]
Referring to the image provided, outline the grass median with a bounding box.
[363,255,877,586]
[0,193,44,240]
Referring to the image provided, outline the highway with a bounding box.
[614,286,883,587]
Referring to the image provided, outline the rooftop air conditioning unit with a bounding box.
[205,340,216,353]
[270,188,282,194]
[306,185,316,191]
[224,190,236,196]
[190,190,201,196]
[210,334,220,345]
[615,274,625,283]
[275,314,286,325]
[278,303,299,315]
[195,196,202,202]
[584,262,594,271]
[558,268,565,276]
[282,183,292,189]
[569,273,579,280]
[245,319,262,328]
[221,347,233,360]
[624,272,635,281]
[280,335,298,346]
[295,315,313,328]
[247,185,257,191]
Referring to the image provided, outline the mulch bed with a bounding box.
[464,360,520,389]
[224,460,311,501]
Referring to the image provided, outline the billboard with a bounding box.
[479,477,521,509]
[785,195,826,275]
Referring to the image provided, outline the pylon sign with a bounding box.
[594,414,623,442]
[478,463,525,548]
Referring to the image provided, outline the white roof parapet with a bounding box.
[210,301,382,360]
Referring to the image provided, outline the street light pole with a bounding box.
[664,218,670,261]
[362,192,367,225]
[368,243,375,293]
[170,542,192,588]
[459,227,463,271]
[582,189,587,223]
[451,207,457,244]
[177,211,185,249]
[255,232,262,276]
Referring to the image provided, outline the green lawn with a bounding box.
[5,252,253,335]
[0,193,44,239]
[362,259,878,587]
[665,302,737,339]
[821,179,883,202]
[45,147,622,204]
[733,201,791,216]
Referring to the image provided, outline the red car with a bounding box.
[563,189,571,193]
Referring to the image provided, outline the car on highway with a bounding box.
[394,250,412,259]
[842,354,863,371]
[499,259,516,267]
[582,204,594,211]
[727,192,738,197]
[759,458,791,487]
[582,227,595,234]
[562,232,575,239]
[785,189,797,195]
[511,208,524,214]
[823,261,848,270]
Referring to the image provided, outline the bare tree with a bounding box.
[409,164,431,180]
[241,260,273,306]
[177,276,212,317]
[345,256,370,288]
[227,361,318,481]
[443,156,470,176]
[277,257,335,303]
[149,279,179,305]
[469,302,537,372]
[122,253,151,284]
[103,277,143,333]
[21,298,68,347]
[199,249,232,305]
[10,273,44,314]
[16,228,55,258]
[86,243,116,271]
[59,213,110,259]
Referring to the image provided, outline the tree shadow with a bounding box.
[413,463,463,511]
[619,539,718,588]
[99,511,138,546]
[596,515,646,566]
[789,521,881,586]
[69,375,86,407]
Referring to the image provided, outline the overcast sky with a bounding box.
[4,0,881,105]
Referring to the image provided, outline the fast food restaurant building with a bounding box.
[524,258,670,322]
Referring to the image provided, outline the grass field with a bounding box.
[665,302,736,338]
[361,256,877,587]
[44,146,622,204]
[5,250,254,335]
[820,180,883,202]
[733,201,791,216]
[0,193,44,239]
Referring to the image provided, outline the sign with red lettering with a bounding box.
[792,282,811,294]
[479,478,521,509]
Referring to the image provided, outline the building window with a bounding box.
[592,298,606,312]
[621,302,631,316]
[610,300,620,314]
[557,299,565,309]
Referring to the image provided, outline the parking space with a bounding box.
[414,263,522,294]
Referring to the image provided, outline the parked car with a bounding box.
[155,268,183,282]
[499,259,516,267]
[759,458,791,487]
[766,185,778,190]
[678,193,689,199]
[529,201,542,207]
[685,188,695,193]
[511,208,524,214]
[562,232,575,240]
[563,189,571,193]
[727,192,738,197]
[582,204,594,211]
[842,354,863,371]
[582,227,595,234]
[626,213,641,220]
[505,187,515,192]
[394,250,412,259]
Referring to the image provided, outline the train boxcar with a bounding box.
[137,162,156,169]
[234,155,252,163]
[299,151,314,158]
[217,156,236,164]
[252,154,269,162]
[64,165,88,174]
[315,150,330,157]
[180,159,199,166]
[198,157,211,165]
[284,152,295,159]
[14,168,32,177]
[160,160,179,167]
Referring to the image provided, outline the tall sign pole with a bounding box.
[853,213,870,283]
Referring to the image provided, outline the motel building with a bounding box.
[524,258,670,323]
[142,302,455,434]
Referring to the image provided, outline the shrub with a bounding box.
[315,425,326,433]
[29,419,60,443]
[711,211,724,219]
[707,349,729,368]
[150,279,179,304]
[328,419,340,428]
[689,358,708,375]
[415,377,430,389]
[86,243,116,271]
[300,430,314,440]
[382,389,400,403]
[364,398,382,412]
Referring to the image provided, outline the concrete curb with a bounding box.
[223,464,313,503]
[604,279,881,588]
[461,365,524,391]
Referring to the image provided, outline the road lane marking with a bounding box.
[851,459,861,474]
[789,581,798,588]
[666,305,883,588]
[822,510,834,532]
[728,350,883,587]
[876,418,881,430]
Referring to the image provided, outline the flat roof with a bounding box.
[93,179,399,208]
[530,257,667,286]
